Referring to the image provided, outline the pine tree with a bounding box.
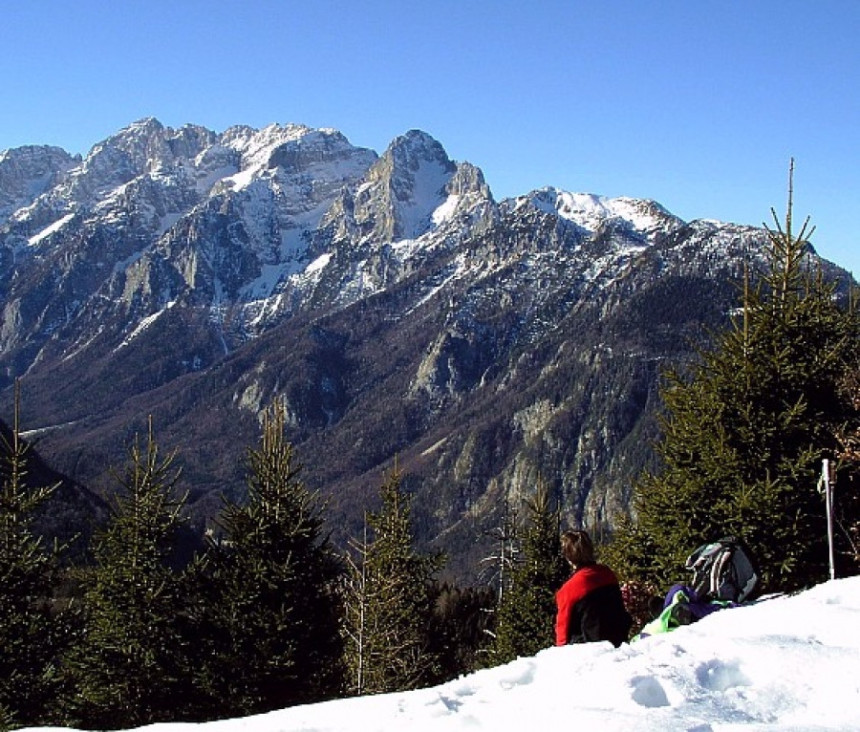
[198,400,343,716]
[63,419,190,730]
[0,383,65,728]
[831,365,860,571]
[340,465,443,695]
[492,480,568,663]
[616,164,860,593]
[425,582,496,681]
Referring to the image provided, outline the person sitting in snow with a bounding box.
[555,529,633,647]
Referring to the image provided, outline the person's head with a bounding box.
[561,529,595,569]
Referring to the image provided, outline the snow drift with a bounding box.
[25,576,860,732]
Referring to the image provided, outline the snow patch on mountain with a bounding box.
[27,213,75,246]
[404,259,466,315]
[431,194,462,226]
[157,212,183,236]
[117,301,177,350]
[306,253,332,274]
[524,188,681,240]
[397,152,453,239]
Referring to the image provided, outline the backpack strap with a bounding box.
[709,543,736,601]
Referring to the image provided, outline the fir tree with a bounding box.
[198,400,343,716]
[492,480,568,663]
[831,365,860,572]
[425,582,496,681]
[0,383,65,728]
[340,465,443,695]
[616,164,860,593]
[63,419,190,730]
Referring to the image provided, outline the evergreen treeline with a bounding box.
[2,175,860,730]
[0,402,499,731]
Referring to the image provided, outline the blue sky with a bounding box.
[2,0,858,273]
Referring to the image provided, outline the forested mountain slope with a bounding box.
[1,120,851,577]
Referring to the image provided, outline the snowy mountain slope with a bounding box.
[22,577,860,731]
[0,119,853,575]
[0,117,776,371]
[0,145,80,221]
[0,119,377,362]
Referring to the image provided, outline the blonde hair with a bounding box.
[561,530,595,568]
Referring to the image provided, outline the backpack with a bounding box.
[684,536,758,604]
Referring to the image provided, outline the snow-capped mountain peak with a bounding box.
[0,145,80,220]
[520,187,683,240]
[355,129,459,241]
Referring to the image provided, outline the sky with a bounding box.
[2,1,859,273]
[22,576,860,731]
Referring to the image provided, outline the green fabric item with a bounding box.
[633,589,732,641]
[633,589,694,641]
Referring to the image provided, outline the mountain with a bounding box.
[0,119,852,579]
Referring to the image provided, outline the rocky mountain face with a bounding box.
[0,119,850,579]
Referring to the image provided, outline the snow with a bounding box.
[195,164,237,194]
[525,188,679,241]
[306,253,332,274]
[27,212,75,245]
[22,577,860,732]
[242,263,287,301]
[431,193,461,226]
[603,196,672,233]
[403,257,466,316]
[554,191,618,230]
[397,155,452,239]
[223,166,257,191]
[115,301,176,350]
[217,124,373,200]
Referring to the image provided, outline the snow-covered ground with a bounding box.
[26,577,860,732]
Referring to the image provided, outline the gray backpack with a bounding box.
[685,536,758,603]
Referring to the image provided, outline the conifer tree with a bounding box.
[492,480,568,663]
[63,419,190,730]
[198,400,343,716]
[616,164,860,592]
[0,383,65,728]
[340,465,442,695]
[831,366,860,572]
[425,582,496,681]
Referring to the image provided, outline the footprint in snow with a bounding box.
[629,675,671,708]
[695,659,751,692]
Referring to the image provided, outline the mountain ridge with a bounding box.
[1,119,852,579]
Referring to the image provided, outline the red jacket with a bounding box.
[555,563,631,647]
